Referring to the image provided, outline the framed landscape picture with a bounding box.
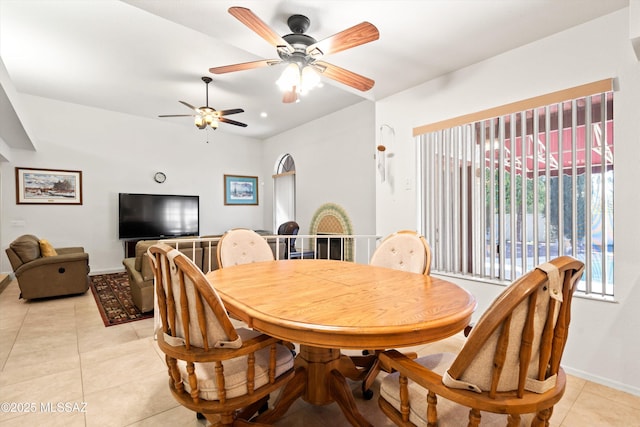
[224,174,258,205]
[15,167,83,205]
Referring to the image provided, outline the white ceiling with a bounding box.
[0,0,628,142]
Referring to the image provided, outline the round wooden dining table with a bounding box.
[206,259,476,427]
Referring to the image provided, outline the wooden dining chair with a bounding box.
[378,256,585,427]
[369,229,432,275]
[215,228,297,356]
[358,230,433,398]
[277,221,299,259]
[147,243,295,426]
[217,228,275,268]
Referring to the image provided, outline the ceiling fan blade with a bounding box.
[228,7,293,53]
[210,59,281,74]
[217,108,244,116]
[315,61,375,92]
[178,100,200,112]
[219,117,248,127]
[282,87,299,104]
[158,114,195,117]
[307,22,379,58]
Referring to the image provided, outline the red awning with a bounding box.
[485,120,613,176]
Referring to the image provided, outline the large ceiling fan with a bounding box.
[158,76,247,129]
[209,7,379,103]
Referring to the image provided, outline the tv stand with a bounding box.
[123,239,140,258]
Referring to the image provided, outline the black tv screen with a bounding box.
[118,193,199,239]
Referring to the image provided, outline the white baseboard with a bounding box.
[563,366,640,397]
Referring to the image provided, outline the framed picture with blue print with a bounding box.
[224,174,258,205]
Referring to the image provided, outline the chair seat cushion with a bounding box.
[380,352,536,426]
[219,229,275,267]
[454,278,556,393]
[380,352,454,427]
[178,328,294,401]
[370,233,427,274]
[160,247,241,349]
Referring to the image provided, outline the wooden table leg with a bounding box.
[256,345,374,427]
[253,366,306,424]
[340,353,375,381]
[300,345,373,426]
[328,369,373,427]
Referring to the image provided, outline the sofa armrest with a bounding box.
[122,257,136,272]
[123,257,145,283]
[56,247,85,255]
[14,252,89,276]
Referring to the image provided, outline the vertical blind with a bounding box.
[416,79,614,297]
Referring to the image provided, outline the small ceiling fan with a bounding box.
[209,7,379,103]
[158,76,247,129]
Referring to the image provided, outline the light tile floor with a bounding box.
[0,278,638,426]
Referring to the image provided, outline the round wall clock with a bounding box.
[154,172,166,183]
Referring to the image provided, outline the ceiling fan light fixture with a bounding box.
[160,76,247,130]
[194,115,206,129]
[276,63,301,91]
[300,65,321,94]
[212,8,379,102]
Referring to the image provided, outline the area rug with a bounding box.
[89,272,153,327]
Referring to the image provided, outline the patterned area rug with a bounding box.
[89,272,153,327]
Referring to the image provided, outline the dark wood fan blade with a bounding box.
[217,108,244,116]
[229,7,293,52]
[282,87,299,104]
[315,61,375,91]
[158,114,195,117]
[178,100,200,112]
[306,22,379,58]
[210,59,281,74]
[219,117,248,127]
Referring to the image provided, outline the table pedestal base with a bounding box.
[254,345,376,427]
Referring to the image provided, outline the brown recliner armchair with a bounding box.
[5,234,90,300]
[122,239,206,313]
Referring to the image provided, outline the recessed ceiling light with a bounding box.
[260,112,268,118]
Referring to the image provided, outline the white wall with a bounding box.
[1,96,376,275]
[0,95,265,274]
[2,6,638,398]
[261,101,376,239]
[376,8,640,395]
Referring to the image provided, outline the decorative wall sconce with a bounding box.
[377,144,387,182]
[378,124,395,182]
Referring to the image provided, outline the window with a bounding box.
[417,80,614,297]
[273,154,296,231]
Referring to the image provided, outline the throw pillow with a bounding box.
[39,239,58,257]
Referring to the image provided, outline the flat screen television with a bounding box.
[118,193,199,239]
